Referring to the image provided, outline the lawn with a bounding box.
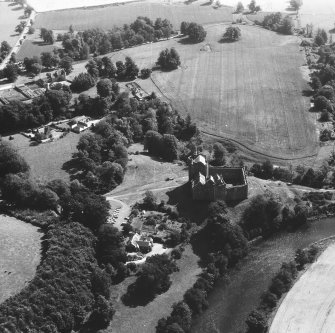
[4,132,81,182]
[16,39,59,61]
[269,242,335,333]
[109,144,188,204]
[0,2,25,48]
[34,2,233,31]
[0,215,42,304]
[105,244,201,333]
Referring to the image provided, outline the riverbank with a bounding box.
[191,217,335,333]
[0,214,42,304]
[269,237,335,333]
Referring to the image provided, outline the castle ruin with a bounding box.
[188,154,248,202]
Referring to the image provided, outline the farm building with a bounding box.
[188,154,248,202]
[68,116,100,133]
[130,233,153,253]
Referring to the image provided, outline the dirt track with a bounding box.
[270,242,335,333]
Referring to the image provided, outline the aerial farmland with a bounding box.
[2,1,335,333]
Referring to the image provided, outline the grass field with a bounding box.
[16,39,59,61]
[3,132,80,182]
[0,215,42,304]
[269,242,335,333]
[0,2,25,47]
[99,24,317,159]
[109,144,187,204]
[34,2,233,31]
[152,24,317,159]
[106,244,201,333]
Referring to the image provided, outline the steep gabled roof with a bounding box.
[194,154,206,165]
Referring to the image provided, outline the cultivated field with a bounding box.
[4,132,80,182]
[67,23,317,159]
[269,242,335,333]
[34,2,233,30]
[151,24,317,159]
[0,2,25,47]
[106,244,201,333]
[102,24,315,159]
[0,215,42,304]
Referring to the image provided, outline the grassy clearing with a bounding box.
[0,215,42,304]
[34,2,233,31]
[0,2,24,47]
[3,132,80,182]
[105,244,201,333]
[269,241,335,333]
[16,39,59,61]
[109,144,187,203]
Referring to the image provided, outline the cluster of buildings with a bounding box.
[126,82,150,101]
[188,154,248,202]
[68,116,100,133]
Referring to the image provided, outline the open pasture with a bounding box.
[0,215,41,304]
[4,132,80,182]
[270,242,335,333]
[147,24,317,159]
[0,2,25,47]
[34,2,233,31]
[16,39,59,61]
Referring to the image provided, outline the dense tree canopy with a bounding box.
[156,48,181,71]
[223,26,241,41]
[180,22,207,42]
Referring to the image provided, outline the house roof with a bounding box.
[194,154,206,165]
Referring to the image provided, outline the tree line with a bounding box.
[246,244,318,333]
[52,16,174,62]
[257,12,295,35]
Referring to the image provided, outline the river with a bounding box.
[191,217,335,333]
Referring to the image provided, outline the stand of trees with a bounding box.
[123,254,178,306]
[290,0,303,11]
[68,93,198,192]
[0,84,72,135]
[222,26,242,42]
[0,41,11,64]
[241,194,308,239]
[180,22,207,43]
[248,0,261,13]
[156,48,181,71]
[259,12,294,35]
[56,16,174,61]
[157,210,248,332]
